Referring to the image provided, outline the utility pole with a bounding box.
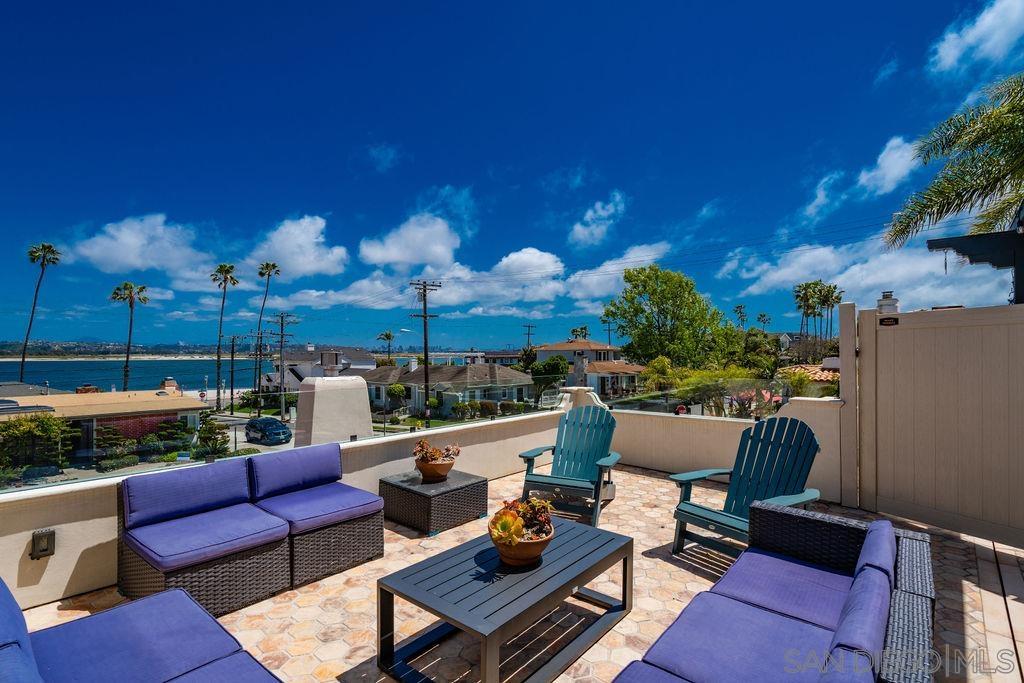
[229,335,236,415]
[267,313,298,420]
[602,319,614,347]
[410,280,441,428]
[522,323,535,348]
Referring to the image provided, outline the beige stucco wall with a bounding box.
[776,397,843,503]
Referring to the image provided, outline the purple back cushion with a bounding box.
[122,458,250,530]
[830,566,891,661]
[248,443,342,500]
[855,520,897,587]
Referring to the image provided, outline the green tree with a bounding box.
[377,330,395,361]
[110,282,149,392]
[20,243,61,382]
[602,265,724,367]
[569,325,590,340]
[529,355,569,405]
[518,345,537,369]
[757,312,771,331]
[732,304,747,329]
[886,72,1024,246]
[640,355,680,408]
[386,383,406,409]
[210,264,239,411]
[197,412,229,455]
[676,366,760,418]
[253,262,280,400]
[0,413,77,471]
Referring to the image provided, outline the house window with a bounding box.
[467,389,477,401]
[597,351,608,361]
[435,390,444,402]
[404,386,412,399]
[374,386,382,400]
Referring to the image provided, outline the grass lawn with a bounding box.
[230,406,282,416]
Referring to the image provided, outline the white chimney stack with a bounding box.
[408,358,418,371]
[877,290,899,314]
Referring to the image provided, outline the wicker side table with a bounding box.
[380,470,488,536]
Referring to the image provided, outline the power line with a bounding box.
[266,312,299,417]
[522,323,535,348]
[410,280,441,428]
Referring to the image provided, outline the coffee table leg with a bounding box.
[622,553,633,612]
[377,586,395,669]
[481,635,500,682]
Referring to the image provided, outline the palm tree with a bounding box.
[211,264,239,410]
[756,312,771,331]
[732,304,747,329]
[111,282,149,391]
[253,262,280,406]
[886,72,1024,246]
[570,325,590,340]
[20,243,61,382]
[377,330,395,361]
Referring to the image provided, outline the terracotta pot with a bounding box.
[491,526,555,567]
[415,459,454,483]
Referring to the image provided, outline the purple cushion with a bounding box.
[819,648,876,682]
[855,520,897,587]
[125,503,288,572]
[711,548,853,629]
[248,444,341,500]
[0,578,35,665]
[0,642,42,683]
[643,593,832,683]
[255,482,383,534]
[31,589,242,682]
[613,660,687,683]
[170,651,280,682]
[830,567,891,661]
[122,459,250,530]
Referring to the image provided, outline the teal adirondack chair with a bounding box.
[519,405,619,527]
[671,416,820,557]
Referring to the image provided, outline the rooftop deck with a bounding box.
[23,465,1024,682]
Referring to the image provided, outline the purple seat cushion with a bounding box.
[122,459,251,530]
[248,444,342,500]
[613,660,688,682]
[125,503,288,572]
[170,651,280,681]
[0,577,35,664]
[0,642,42,683]
[255,482,384,534]
[31,589,242,682]
[711,548,853,629]
[643,593,832,683]
[819,648,876,682]
[855,520,897,587]
[830,567,891,661]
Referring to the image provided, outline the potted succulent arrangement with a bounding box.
[488,498,555,566]
[412,438,460,483]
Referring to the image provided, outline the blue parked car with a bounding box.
[245,417,292,445]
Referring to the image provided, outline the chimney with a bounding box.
[306,342,315,352]
[408,358,418,371]
[877,290,899,314]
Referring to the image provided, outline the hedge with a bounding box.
[96,455,140,473]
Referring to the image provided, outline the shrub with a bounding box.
[467,400,480,417]
[388,415,401,425]
[426,397,440,410]
[96,455,140,473]
[515,401,528,414]
[478,400,498,417]
[498,401,515,416]
[157,453,183,463]
[232,447,261,456]
[450,402,468,420]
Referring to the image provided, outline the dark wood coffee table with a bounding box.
[379,470,488,536]
[377,517,633,682]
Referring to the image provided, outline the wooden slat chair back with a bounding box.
[722,417,819,519]
[519,405,620,527]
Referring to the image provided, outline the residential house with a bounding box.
[482,350,521,366]
[536,339,644,395]
[579,360,646,397]
[357,361,533,416]
[778,356,840,397]
[535,338,622,364]
[262,344,376,394]
[0,381,68,398]
[0,386,206,455]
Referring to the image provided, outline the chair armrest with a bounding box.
[760,488,820,508]
[747,501,870,573]
[519,445,553,461]
[669,468,732,486]
[595,452,620,470]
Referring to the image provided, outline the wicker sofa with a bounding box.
[118,443,384,615]
[0,579,279,682]
[248,444,385,587]
[615,502,935,683]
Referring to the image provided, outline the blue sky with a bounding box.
[2,1,1023,350]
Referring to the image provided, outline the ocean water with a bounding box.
[0,359,248,392]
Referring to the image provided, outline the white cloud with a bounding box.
[247,215,349,282]
[261,270,410,311]
[930,0,1024,73]
[568,190,626,247]
[416,185,478,237]
[427,247,566,307]
[874,58,899,86]
[719,233,1012,310]
[359,213,461,269]
[803,172,846,221]
[856,137,918,196]
[565,242,671,300]
[696,199,721,222]
[442,304,555,320]
[367,143,400,173]
[146,287,175,301]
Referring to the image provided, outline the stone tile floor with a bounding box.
[23,465,1024,682]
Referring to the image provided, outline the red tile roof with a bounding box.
[779,364,840,382]
[536,339,619,351]
[585,361,646,375]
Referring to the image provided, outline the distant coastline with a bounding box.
[0,355,216,362]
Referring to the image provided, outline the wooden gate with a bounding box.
[857,304,1024,547]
